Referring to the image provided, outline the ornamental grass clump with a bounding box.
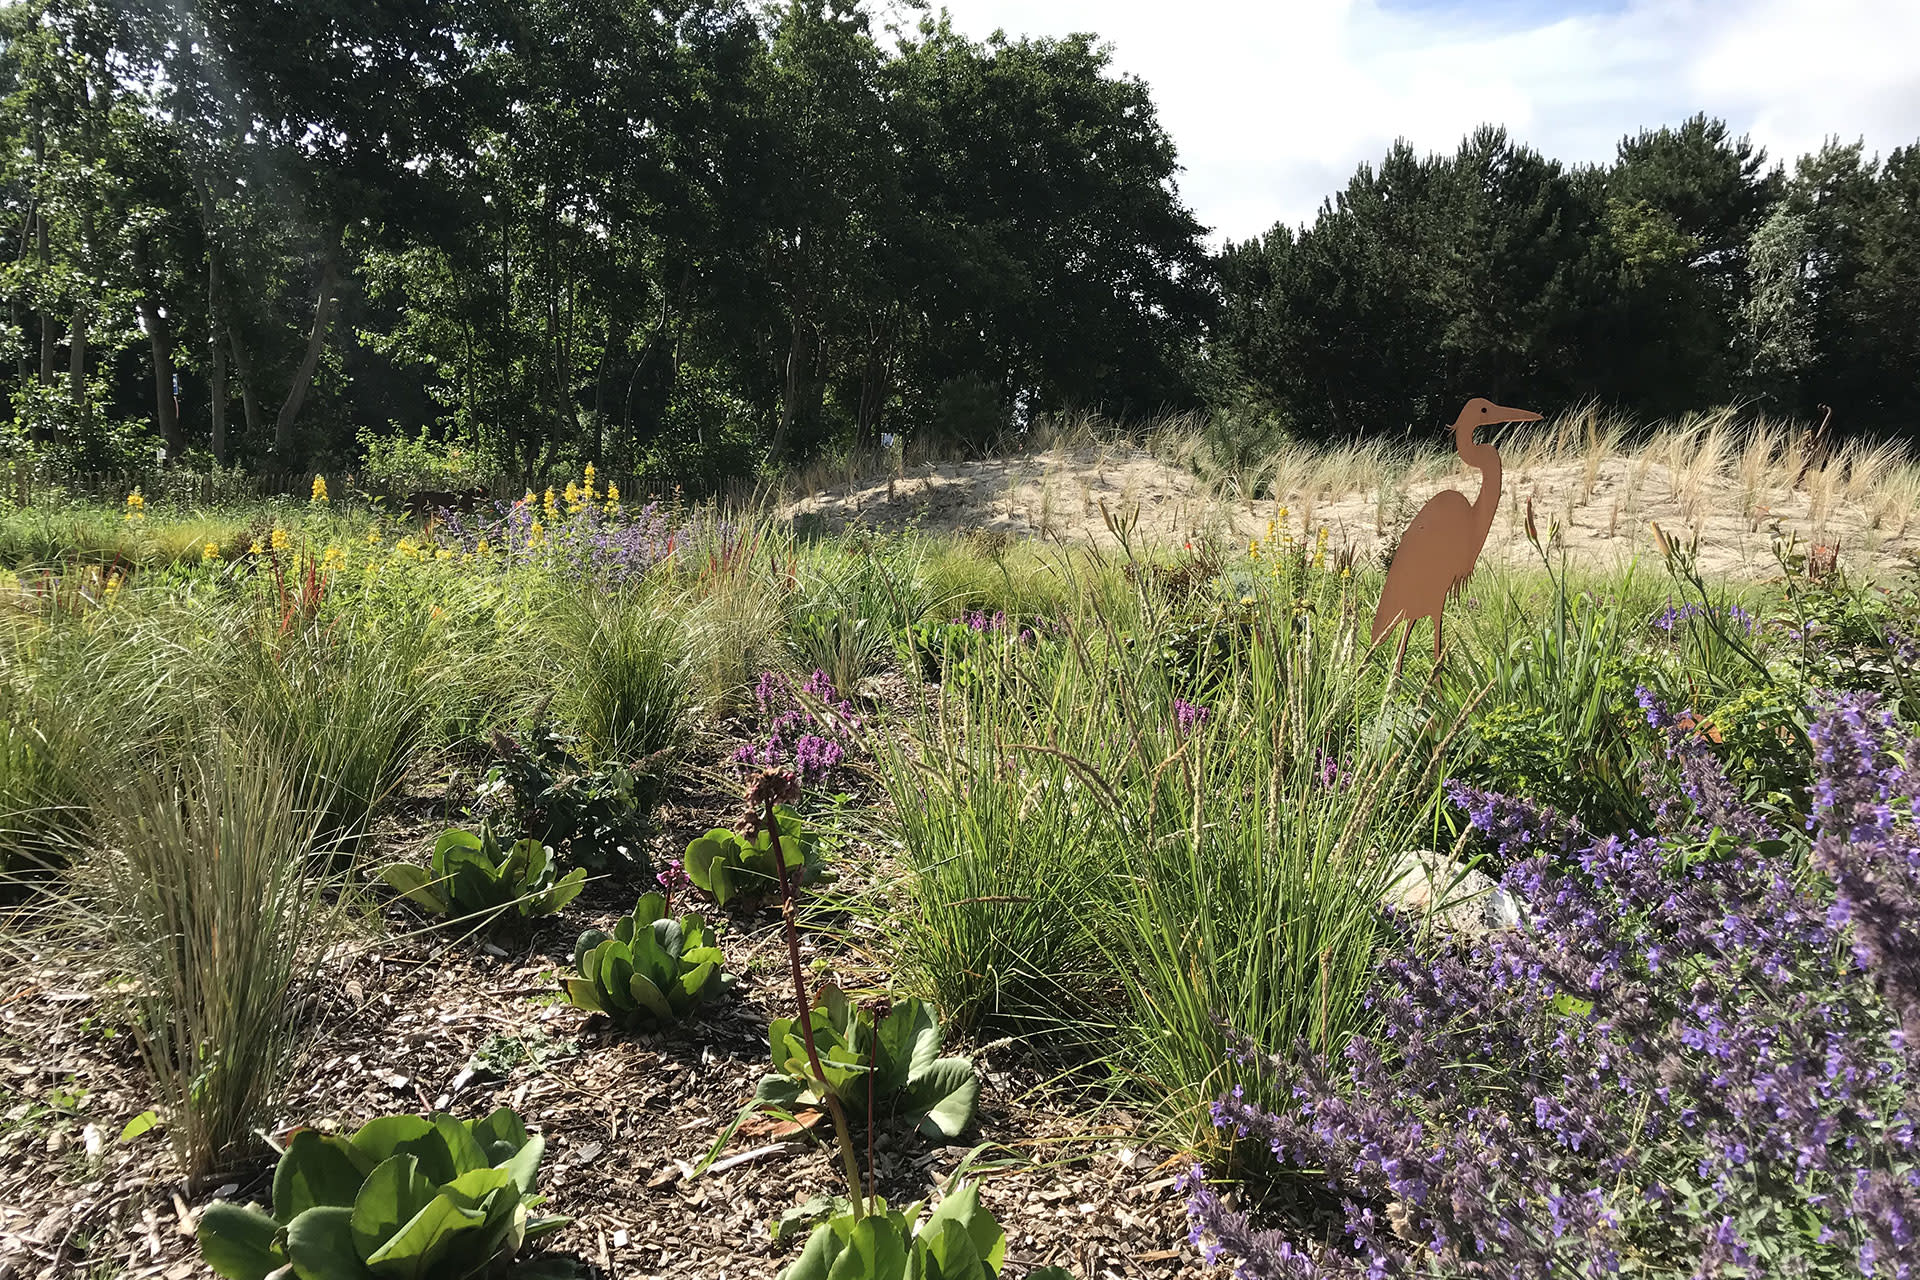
[1184,692,1920,1279]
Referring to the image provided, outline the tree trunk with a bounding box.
[769,314,811,464]
[203,191,229,466]
[138,292,182,457]
[36,211,54,387]
[229,331,263,440]
[67,305,87,427]
[274,256,341,459]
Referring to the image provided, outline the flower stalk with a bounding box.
[759,777,867,1219]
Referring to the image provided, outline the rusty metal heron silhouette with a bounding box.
[1372,397,1541,670]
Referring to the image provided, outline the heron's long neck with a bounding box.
[1457,429,1502,542]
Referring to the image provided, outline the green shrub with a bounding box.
[196,1107,565,1280]
[479,724,655,873]
[378,825,586,921]
[561,891,731,1025]
[756,986,978,1141]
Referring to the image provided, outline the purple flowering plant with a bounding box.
[734,669,862,789]
[1185,690,1920,1279]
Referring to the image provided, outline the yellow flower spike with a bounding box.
[270,528,289,552]
[583,463,597,502]
[310,474,329,504]
[543,487,559,522]
[249,537,265,555]
[522,489,536,507]
[367,526,382,547]
[321,545,345,573]
[475,538,491,557]
[607,482,620,505]
[201,542,219,564]
[435,548,453,561]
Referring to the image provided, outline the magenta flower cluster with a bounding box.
[1175,697,1210,734]
[1186,690,1920,1278]
[732,669,861,788]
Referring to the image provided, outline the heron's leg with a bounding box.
[1390,620,1411,681]
[1433,612,1444,663]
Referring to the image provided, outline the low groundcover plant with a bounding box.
[1183,691,1920,1278]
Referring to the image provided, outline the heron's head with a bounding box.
[1453,397,1542,435]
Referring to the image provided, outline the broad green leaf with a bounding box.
[196,1202,286,1280]
[119,1109,158,1142]
[682,831,737,892]
[361,1194,487,1280]
[915,1217,984,1280]
[348,1155,438,1260]
[510,839,550,890]
[429,829,482,878]
[612,915,635,946]
[561,976,605,1014]
[345,1116,435,1168]
[678,958,718,1004]
[917,1184,1002,1273]
[828,1215,908,1280]
[536,867,586,915]
[500,1133,546,1199]
[627,972,675,1022]
[754,1074,806,1107]
[572,929,609,974]
[275,1130,369,1220]
[628,929,676,996]
[432,1114,491,1177]
[595,941,638,1012]
[375,864,447,915]
[778,1217,845,1280]
[632,891,666,928]
[282,1206,368,1280]
[470,1108,531,1163]
[905,1059,979,1141]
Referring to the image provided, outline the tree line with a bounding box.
[3,0,1917,484]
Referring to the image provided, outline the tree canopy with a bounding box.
[2,0,1917,480]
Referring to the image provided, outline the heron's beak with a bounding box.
[1489,404,1542,425]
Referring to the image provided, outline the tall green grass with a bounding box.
[553,584,692,762]
[876,560,1455,1143]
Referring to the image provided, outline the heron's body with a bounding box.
[1372,398,1536,662]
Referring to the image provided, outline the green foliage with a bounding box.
[681,806,822,907]
[755,986,979,1142]
[355,425,494,492]
[561,891,732,1026]
[377,826,586,922]
[195,1107,567,1280]
[1447,582,1648,831]
[776,1185,1071,1280]
[479,724,655,873]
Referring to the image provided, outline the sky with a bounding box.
[921,0,1920,244]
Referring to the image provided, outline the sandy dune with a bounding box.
[787,444,1920,581]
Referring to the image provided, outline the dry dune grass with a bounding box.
[783,406,1920,579]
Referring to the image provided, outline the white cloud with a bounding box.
[924,0,1920,242]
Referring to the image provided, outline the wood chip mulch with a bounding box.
[0,690,1210,1280]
